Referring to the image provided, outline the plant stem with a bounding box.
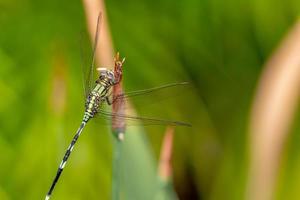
[112,134,123,200]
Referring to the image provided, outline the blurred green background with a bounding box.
[1,0,300,199]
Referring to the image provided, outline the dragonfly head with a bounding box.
[96,68,116,86]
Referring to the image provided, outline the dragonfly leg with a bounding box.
[105,96,113,105]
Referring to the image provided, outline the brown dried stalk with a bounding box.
[158,126,175,181]
[82,0,115,68]
[81,2,125,200]
[247,20,300,200]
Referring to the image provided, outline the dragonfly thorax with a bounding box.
[83,81,112,122]
[83,68,116,122]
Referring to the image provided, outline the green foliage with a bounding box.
[1,0,300,199]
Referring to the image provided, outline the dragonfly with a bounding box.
[45,13,191,200]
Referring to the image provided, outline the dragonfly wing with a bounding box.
[89,12,102,90]
[80,12,102,98]
[79,32,91,97]
[97,82,193,127]
[111,82,191,107]
[114,82,189,102]
[98,110,191,127]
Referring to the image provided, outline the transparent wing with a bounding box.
[80,12,102,97]
[89,12,102,91]
[109,82,194,116]
[95,82,192,127]
[79,32,91,97]
[98,110,191,127]
[113,82,188,102]
[109,82,193,111]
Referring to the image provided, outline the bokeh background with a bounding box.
[1,0,300,199]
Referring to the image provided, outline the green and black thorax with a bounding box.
[83,69,116,122]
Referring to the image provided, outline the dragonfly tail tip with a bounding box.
[45,195,50,200]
